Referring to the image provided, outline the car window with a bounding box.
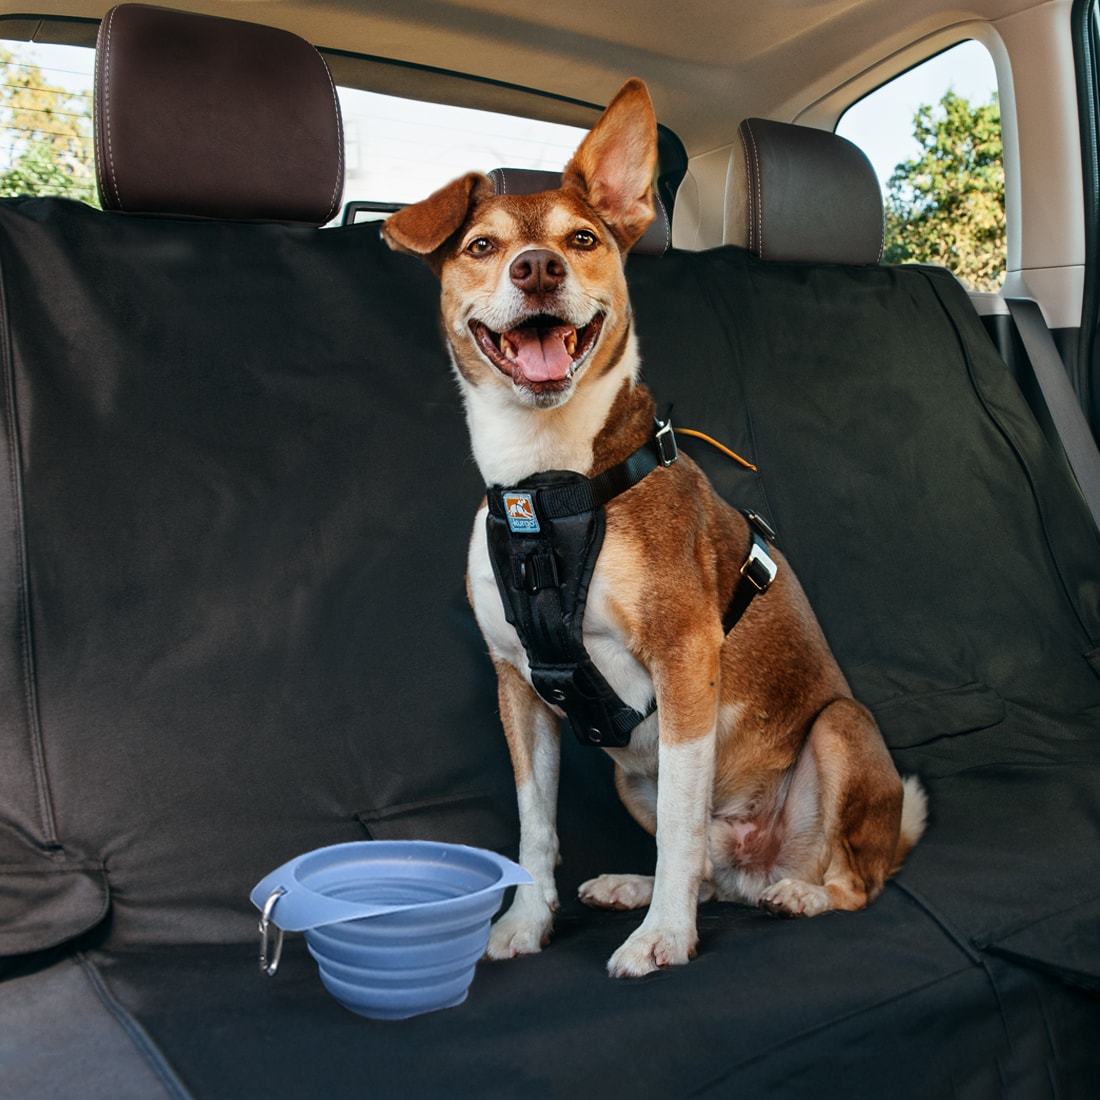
[0,41,97,204]
[0,38,587,220]
[338,88,586,210]
[836,41,1005,291]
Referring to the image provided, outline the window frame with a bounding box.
[795,21,1019,283]
[831,36,1007,293]
[1072,0,1100,435]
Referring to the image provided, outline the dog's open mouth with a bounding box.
[470,313,604,390]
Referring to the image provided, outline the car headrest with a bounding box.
[729,118,883,265]
[94,4,344,225]
[487,168,669,256]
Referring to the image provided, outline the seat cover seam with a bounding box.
[914,267,1100,648]
[687,963,977,1095]
[0,234,58,846]
[75,951,193,1100]
[685,250,778,524]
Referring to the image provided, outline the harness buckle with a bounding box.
[518,550,560,592]
[654,416,678,467]
[740,537,778,593]
[744,510,777,542]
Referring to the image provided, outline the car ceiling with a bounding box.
[6,0,1047,153]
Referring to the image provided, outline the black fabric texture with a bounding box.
[68,897,1093,1099]
[1,197,1099,1095]
[0,197,517,951]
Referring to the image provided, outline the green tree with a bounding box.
[0,46,97,204]
[883,90,1004,291]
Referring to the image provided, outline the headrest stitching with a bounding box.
[313,50,344,225]
[659,195,670,252]
[92,16,106,204]
[742,120,764,259]
[736,123,754,254]
[101,6,123,209]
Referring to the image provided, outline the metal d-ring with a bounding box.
[258,886,287,977]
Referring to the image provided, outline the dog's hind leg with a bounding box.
[759,697,907,918]
[580,874,716,910]
[486,660,562,960]
[579,769,714,911]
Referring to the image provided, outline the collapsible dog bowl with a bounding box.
[250,840,531,1020]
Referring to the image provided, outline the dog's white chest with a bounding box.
[467,506,656,769]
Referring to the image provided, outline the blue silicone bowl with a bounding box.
[250,840,531,1020]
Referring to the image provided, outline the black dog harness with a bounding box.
[485,414,779,748]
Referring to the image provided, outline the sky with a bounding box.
[4,37,1000,201]
[836,40,999,187]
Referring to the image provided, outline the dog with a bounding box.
[383,78,926,978]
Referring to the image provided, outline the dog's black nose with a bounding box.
[509,249,565,294]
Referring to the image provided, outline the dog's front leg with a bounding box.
[607,629,719,978]
[486,659,562,960]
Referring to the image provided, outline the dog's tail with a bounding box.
[891,776,928,874]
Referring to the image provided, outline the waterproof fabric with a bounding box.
[1,197,1099,1096]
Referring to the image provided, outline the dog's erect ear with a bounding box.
[562,79,657,252]
[382,172,493,269]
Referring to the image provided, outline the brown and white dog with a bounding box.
[383,79,926,978]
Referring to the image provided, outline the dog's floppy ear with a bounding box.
[562,79,658,252]
[382,172,493,269]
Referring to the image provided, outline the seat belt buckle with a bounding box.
[740,537,778,593]
[654,416,678,467]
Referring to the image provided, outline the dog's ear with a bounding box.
[562,79,657,252]
[382,172,493,270]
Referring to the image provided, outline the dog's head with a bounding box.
[382,79,657,410]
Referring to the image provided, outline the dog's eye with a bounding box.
[571,229,598,249]
[466,237,493,256]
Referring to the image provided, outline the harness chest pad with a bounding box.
[485,471,652,747]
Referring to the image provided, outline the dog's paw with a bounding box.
[759,877,831,918]
[578,873,654,911]
[485,907,553,961]
[606,923,697,978]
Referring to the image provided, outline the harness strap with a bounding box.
[485,412,779,748]
[723,512,779,634]
[487,414,677,522]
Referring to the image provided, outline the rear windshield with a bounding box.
[0,38,586,218]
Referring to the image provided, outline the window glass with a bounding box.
[836,41,1005,290]
[336,87,587,207]
[0,41,97,204]
[0,38,588,220]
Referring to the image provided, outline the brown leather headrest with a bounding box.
[94,4,344,224]
[734,118,883,265]
[487,168,670,256]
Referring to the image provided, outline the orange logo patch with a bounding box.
[503,491,540,533]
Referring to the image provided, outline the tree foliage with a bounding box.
[0,47,97,204]
[883,90,1004,291]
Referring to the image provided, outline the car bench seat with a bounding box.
[1,6,1098,1097]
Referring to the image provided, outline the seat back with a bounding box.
[3,19,1098,966]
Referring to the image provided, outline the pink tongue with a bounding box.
[506,325,574,382]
